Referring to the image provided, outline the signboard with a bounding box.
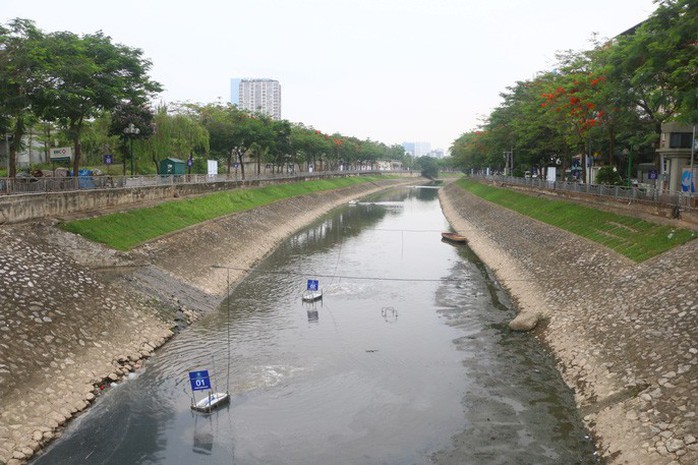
[681,168,696,193]
[546,167,556,183]
[189,370,211,391]
[307,279,319,291]
[103,154,113,165]
[648,169,658,180]
[50,147,72,162]
[207,160,218,177]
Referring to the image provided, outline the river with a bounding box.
[32,184,598,465]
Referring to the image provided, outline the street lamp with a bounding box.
[123,123,140,176]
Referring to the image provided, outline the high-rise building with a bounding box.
[230,78,282,119]
[230,78,241,107]
[402,141,432,157]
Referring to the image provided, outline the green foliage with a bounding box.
[450,1,697,175]
[60,177,384,250]
[1,19,408,180]
[595,166,623,186]
[416,156,439,178]
[456,178,695,262]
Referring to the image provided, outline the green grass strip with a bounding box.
[61,176,386,250]
[456,178,696,263]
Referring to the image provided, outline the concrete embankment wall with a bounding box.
[439,182,697,465]
[0,177,419,465]
[0,173,370,225]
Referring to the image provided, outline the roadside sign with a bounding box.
[648,169,658,180]
[50,147,72,162]
[187,158,193,167]
[307,279,319,291]
[104,154,113,165]
[189,370,211,391]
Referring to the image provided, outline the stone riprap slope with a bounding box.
[0,177,419,465]
[440,182,697,465]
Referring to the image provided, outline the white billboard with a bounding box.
[207,160,218,177]
[49,147,72,162]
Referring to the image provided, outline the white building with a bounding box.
[230,78,282,120]
[402,141,432,157]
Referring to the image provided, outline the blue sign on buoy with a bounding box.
[189,370,211,391]
[307,279,319,291]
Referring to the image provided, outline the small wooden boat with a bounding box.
[441,232,468,243]
[191,391,230,413]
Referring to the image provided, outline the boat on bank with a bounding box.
[441,232,468,243]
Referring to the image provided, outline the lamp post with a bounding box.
[123,123,140,176]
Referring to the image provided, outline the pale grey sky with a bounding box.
[4,0,658,152]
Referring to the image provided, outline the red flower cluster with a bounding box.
[540,75,604,134]
[590,76,606,87]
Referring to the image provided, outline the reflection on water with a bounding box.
[32,184,597,465]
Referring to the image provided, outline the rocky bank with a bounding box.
[0,177,417,464]
[2,176,695,465]
[439,182,697,465]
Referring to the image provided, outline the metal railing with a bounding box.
[0,169,409,196]
[478,174,696,213]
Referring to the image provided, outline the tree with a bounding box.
[416,156,439,178]
[36,29,161,178]
[109,102,155,174]
[0,18,46,177]
[289,125,331,171]
[197,103,260,178]
[603,0,698,132]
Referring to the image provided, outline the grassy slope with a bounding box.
[456,178,696,263]
[61,177,385,250]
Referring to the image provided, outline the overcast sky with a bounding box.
[4,0,658,152]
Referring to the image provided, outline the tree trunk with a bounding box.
[70,120,82,188]
[237,150,245,180]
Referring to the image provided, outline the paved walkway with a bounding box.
[440,183,697,465]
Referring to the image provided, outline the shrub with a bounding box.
[596,166,623,186]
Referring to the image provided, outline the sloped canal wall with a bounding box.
[439,182,697,465]
[0,177,418,464]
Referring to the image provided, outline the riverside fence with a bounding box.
[477,174,697,215]
[0,169,405,196]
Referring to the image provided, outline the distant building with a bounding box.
[402,141,431,157]
[230,78,241,106]
[230,78,282,119]
[431,148,445,159]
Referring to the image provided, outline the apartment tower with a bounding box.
[230,78,282,120]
